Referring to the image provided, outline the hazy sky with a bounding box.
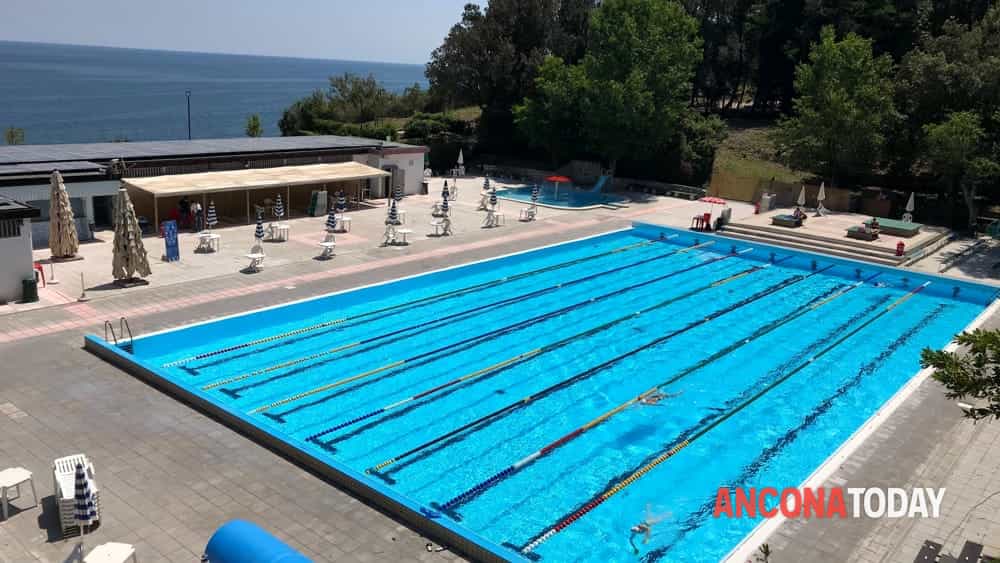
[1,0,471,64]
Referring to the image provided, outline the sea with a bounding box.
[0,41,428,145]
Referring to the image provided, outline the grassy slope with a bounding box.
[713,119,807,184]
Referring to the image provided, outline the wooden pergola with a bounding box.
[123,161,391,226]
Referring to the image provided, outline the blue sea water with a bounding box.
[0,41,427,144]
[103,225,996,562]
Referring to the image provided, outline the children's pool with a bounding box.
[496,184,627,208]
[87,224,996,562]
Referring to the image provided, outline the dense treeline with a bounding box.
[278,0,999,223]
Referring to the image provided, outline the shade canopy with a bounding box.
[123,162,390,198]
[546,175,571,183]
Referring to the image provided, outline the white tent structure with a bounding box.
[49,171,79,259]
[111,188,151,283]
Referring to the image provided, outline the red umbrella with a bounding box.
[545,175,572,183]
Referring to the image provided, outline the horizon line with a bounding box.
[0,39,429,69]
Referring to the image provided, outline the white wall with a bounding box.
[382,152,424,196]
[0,218,34,303]
[0,179,119,248]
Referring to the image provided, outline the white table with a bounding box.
[0,467,37,520]
[430,220,451,236]
[84,542,137,563]
[196,232,220,252]
[336,215,352,232]
[269,223,290,242]
[317,240,336,259]
[396,228,414,245]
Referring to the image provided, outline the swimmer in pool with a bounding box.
[629,504,670,553]
[638,390,682,406]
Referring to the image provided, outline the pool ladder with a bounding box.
[104,317,134,353]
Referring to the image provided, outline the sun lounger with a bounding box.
[772,214,802,228]
[865,218,922,237]
[846,225,879,241]
[913,540,941,562]
[245,243,265,272]
[53,454,100,533]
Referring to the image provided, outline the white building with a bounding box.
[0,136,427,248]
[0,196,40,303]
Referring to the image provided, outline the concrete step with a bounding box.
[716,230,902,266]
[728,221,898,255]
[722,225,902,262]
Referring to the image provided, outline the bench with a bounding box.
[846,226,879,241]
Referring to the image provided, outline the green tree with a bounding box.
[328,73,391,123]
[245,114,263,137]
[775,26,897,186]
[923,112,997,229]
[513,56,586,167]
[4,126,24,145]
[921,329,1000,421]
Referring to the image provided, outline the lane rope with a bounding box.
[304,257,762,442]
[516,281,929,555]
[162,238,665,368]
[247,242,729,415]
[365,262,812,475]
[432,273,877,514]
[202,240,708,392]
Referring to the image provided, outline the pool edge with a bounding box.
[83,335,523,563]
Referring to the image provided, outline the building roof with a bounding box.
[0,136,425,166]
[0,196,41,220]
[0,161,105,177]
[123,161,391,198]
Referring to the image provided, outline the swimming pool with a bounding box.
[496,184,627,208]
[86,224,997,562]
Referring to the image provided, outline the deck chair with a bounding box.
[431,217,452,236]
[53,454,100,533]
[431,202,446,217]
[519,206,537,222]
[383,224,398,246]
[317,232,336,259]
[245,243,265,272]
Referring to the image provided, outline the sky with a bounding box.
[0,0,471,65]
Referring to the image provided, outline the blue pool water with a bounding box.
[497,185,627,208]
[96,224,996,562]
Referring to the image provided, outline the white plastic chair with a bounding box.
[317,232,336,259]
[245,243,266,272]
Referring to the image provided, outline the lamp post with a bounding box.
[185,89,192,140]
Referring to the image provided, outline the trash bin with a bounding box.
[421,180,429,195]
[22,278,39,303]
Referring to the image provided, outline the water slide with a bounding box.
[583,175,610,193]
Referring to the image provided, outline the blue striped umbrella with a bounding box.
[393,183,403,203]
[442,181,450,201]
[483,177,491,192]
[254,212,265,240]
[74,463,97,529]
[441,193,450,216]
[336,191,347,213]
[531,185,540,206]
[386,199,400,225]
[325,203,338,232]
[274,194,285,219]
[206,201,218,228]
[489,186,498,209]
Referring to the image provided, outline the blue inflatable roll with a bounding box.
[204,520,312,563]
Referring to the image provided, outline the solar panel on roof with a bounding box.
[0,136,420,165]
[0,161,106,175]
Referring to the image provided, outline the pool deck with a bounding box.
[0,178,997,562]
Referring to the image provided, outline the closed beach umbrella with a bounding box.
[457,149,464,166]
[111,188,151,281]
[489,186,498,209]
[386,199,399,225]
[205,200,218,229]
[905,192,915,213]
[336,191,347,213]
[49,170,80,259]
[393,183,403,203]
[531,184,540,207]
[254,211,265,241]
[325,204,338,233]
[817,182,826,204]
[274,194,285,219]
[441,191,450,216]
[73,463,97,531]
[442,180,450,201]
[483,177,491,192]
[797,186,807,207]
